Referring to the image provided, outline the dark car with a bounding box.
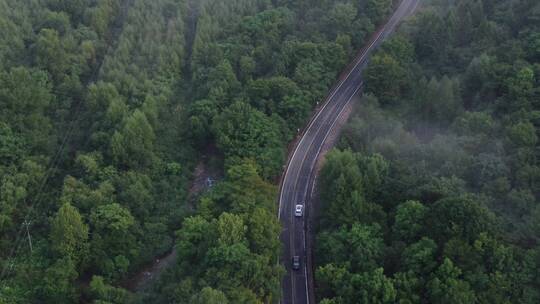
[292,256,300,270]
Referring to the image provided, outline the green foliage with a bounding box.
[452,111,496,136]
[319,149,386,229]
[427,197,496,243]
[413,76,462,125]
[190,287,228,304]
[176,216,214,266]
[216,212,247,246]
[316,223,384,273]
[506,121,538,148]
[90,203,137,279]
[46,0,90,20]
[50,203,89,266]
[365,0,392,25]
[213,101,283,178]
[358,153,390,201]
[0,67,53,152]
[328,3,356,35]
[1,159,45,238]
[317,0,540,302]
[91,203,134,232]
[392,271,422,304]
[427,258,477,304]
[402,237,438,275]
[354,268,397,304]
[111,110,155,169]
[86,0,121,38]
[157,160,282,303]
[89,275,132,303]
[317,266,396,304]
[0,123,25,166]
[0,0,191,302]
[40,257,79,304]
[0,0,402,301]
[183,0,388,187]
[320,149,363,206]
[188,99,219,147]
[393,201,427,243]
[221,160,277,214]
[365,53,407,105]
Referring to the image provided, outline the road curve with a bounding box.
[278,1,420,303]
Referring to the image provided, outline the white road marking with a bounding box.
[278,1,419,303]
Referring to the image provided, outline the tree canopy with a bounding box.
[316,0,540,302]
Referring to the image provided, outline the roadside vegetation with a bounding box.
[0,0,393,303]
[144,0,394,302]
[315,0,540,303]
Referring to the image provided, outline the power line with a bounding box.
[0,0,136,282]
[23,220,33,253]
[0,102,84,280]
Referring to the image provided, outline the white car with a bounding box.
[292,255,300,270]
[295,204,303,217]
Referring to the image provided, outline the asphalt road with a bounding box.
[278,1,420,303]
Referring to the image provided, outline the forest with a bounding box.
[144,0,393,302]
[0,0,392,303]
[2,0,538,303]
[1,0,193,302]
[315,0,540,303]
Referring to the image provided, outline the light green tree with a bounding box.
[191,287,228,304]
[50,203,89,266]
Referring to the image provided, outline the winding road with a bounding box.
[278,1,420,303]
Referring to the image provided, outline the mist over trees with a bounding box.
[315,0,540,303]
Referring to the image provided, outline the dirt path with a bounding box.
[124,157,219,292]
[122,1,205,293]
[183,0,200,78]
[122,248,178,291]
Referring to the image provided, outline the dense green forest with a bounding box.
[1,0,194,302]
[144,0,394,302]
[7,0,538,303]
[315,0,540,303]
[0,0,393,303]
